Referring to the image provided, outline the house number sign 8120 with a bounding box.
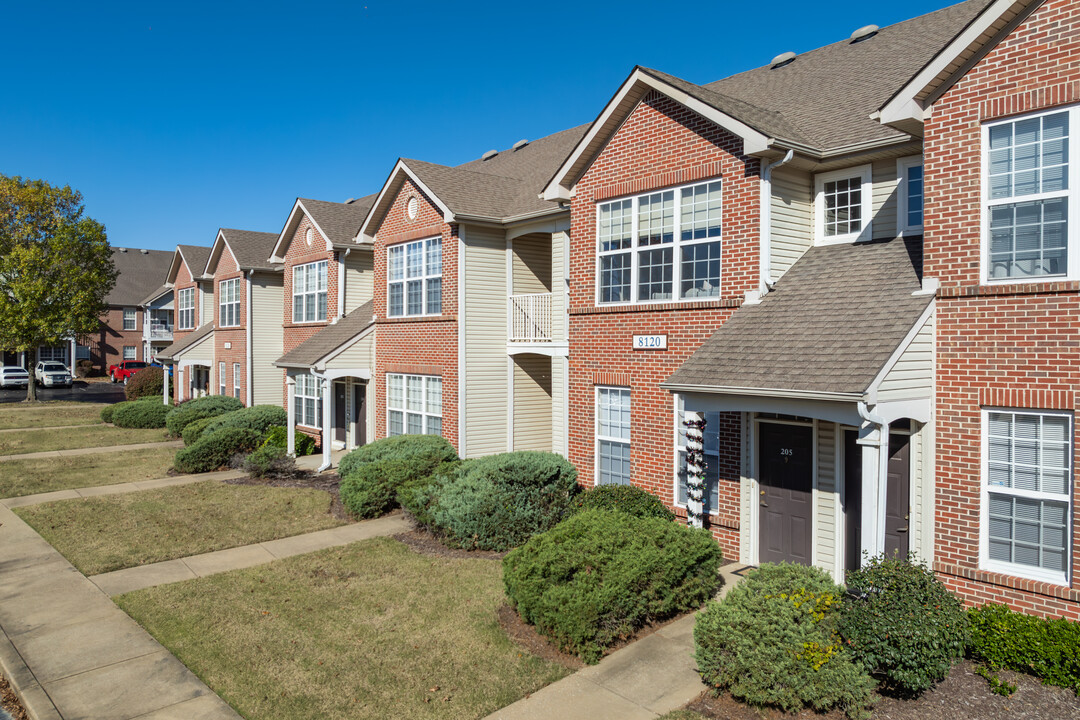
[633,334,668,350]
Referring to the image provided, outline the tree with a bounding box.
[0,175,116,401]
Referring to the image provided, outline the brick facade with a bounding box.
[925,0,1080,618]
[213,247,247,404]
[87,305,144,372]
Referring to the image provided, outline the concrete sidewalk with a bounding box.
[0,440,182,463]
[91,514,409,595]
[1,469,244,509]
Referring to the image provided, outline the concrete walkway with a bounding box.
[91,514,409,596]
[0,440,182,463]
[1,469,244,510]
[0,502,241,720]
[485,562,747,720]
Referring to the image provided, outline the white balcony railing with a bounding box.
[510,292,552,342]
[148,323,173,341]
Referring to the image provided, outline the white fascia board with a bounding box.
[295,200,335,253]
[359,160,455,241]
[865,299,936,403]
[659,383,862,403]
[166,249,188,285]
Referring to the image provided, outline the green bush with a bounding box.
[182,416,217,446]
[338,435,459,519]
[242,444,299,479]
[173,427,261,474]
[838,555,967,695]
[100,404,117,423]
[164,395,244,437]
[397,459,465,529]
[125,367,169,401]
[570,484,676,522]
[694,563,875,719]
[197,405,287,441]
[261,426,316,456]
[504,509,722,664]
[337,434,457,478]
[968,603,1080,695]
[110,399,171,429]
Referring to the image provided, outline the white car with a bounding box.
[35,361,72,388]
[0,366,30,389]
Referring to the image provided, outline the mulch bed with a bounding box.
[0,672,29,720]
[225,471,351,521]
[684,660,1080,720]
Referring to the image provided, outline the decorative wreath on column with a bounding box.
[683,412,706,529]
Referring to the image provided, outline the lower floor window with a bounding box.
[219,362,226,396]
[676,403,720,514]
[387,373,441,436]
[123,346,136,361]
[233,363,241,399]
[596,387,631,485]
[295,373,321,428]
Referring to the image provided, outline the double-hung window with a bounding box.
[597,180,722,304]
[218,361,226,396]
[122,307,136,331]
[123,346,136,361]
[233,363,241,399]
[984,108,1075,282]
[294,373,321,428]
[387,238,442,317]
[596,387,631,485]
[293,261,328,323]
[386,373,442,436]
[177,288,195,330]
[897,156,924,234]
[675,398,720,514]
[815,165,873,243]
[983,409,1072,584]
[219,278,240,327]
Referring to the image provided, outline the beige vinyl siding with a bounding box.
[326,331,373,370]
[871,159,899,240]
[513,355,552,452]
[511,234,552,295]
[739,412,754,566]
[200,282,215,327]
[877,313,933,403]
[343,250,374,313]
[250,274,284,406]
[463,225,508,457]
[770,166,813,282]
[909,420,926,562]
[551,230,568,342]
[815,421,838,576]
[551,355,567,456]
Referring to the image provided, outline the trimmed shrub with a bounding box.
[262,426,316,456]
[164,395,243,437]
[397,459,466,529]
[242,444,300,479]
[968,603,1080,695]
[694,563,875,719]
[125,367,167,401]
[100,404,117,423]
[570,484,676,522]
[182,416,217,446]
[110,399,170,429]
[838,555,968,695]
[504,509,723,664]
[429,451,578,551]
[337,434,457,478]
[197,405,287,441]
[173,428,261,474]
[338,435,459,519]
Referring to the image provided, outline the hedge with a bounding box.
[181,416,217,446]
[196,405,287,442]
[968,603,1080,695]
[173,428,261,474]
[164,395,244,437]
[125,367,168,401]
[110,400,171,429]
[338,435,458,519]
[570,484,676,522]
[337,434,457,477]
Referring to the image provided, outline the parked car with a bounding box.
[0,366,30,389]
[34,361,73,388]
[108,360,149,383]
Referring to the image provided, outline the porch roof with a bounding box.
[274,302,374,369]
[663,235,930,397]
[156,323,215,363]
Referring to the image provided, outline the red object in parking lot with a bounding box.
[107,361,149,383]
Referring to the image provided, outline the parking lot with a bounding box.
[0,380,127,404]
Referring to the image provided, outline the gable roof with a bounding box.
[270,195,378,262]
[167,245,213,285]
[274,302,374,368]
[106,247,175,306]
[156,322,215,363]
[663,236,931,397]
[207,229,282,275]
[138,284,172,307]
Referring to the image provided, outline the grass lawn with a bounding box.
[0,425,169,456]
[14,482,346,575]
[0,402,110,430]
[117,538,569,720]
[0,445,177,498]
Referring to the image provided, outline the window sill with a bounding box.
[377,314,456,324]
[937,280,1080,298]
[575,297,741,315]
[934,560,1079,600]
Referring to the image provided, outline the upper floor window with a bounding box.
[293,260,327,323]
[597,180,722,305]
[388,237,442,317]
[219,278,240,327]
[177,288,195,330]
[897,156,924,234]
[815,165,872,244]
[122,307,136,331]
[984,108,1075,282]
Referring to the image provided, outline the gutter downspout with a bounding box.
[311,366,332,472]
[245,271,253,407]
[857,400,890,561]
[759,149,795,296]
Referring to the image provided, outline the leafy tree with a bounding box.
[0,175,116,401]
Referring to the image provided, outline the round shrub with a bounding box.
[110,399,170,429]
[262,426,316,456]
[397,459,467,529]
[570,484,676,522]
[504,509,723,664]
[197,405,287,441]
[337,435,459,519]
[100,404,117,423]
[164,395,244,437]
[125,367,167,401]
[173,427,261,474]
[242,444,299,479]
[839,555,968,695]
[337,434,458,478]
[694,563,875,719]
[182,416,217,446]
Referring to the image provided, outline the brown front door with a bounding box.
[334,382,347,444]
[758,422,814,565]
[884,433,911,559]
[353,384,366,447]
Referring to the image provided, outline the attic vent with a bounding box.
[512,138,529,151]
[140,248,148,254]
[770,51,796,69]
[118,247,128,253]
[345,197,355,204]
[481,149,498,160]
[849,24,879,43]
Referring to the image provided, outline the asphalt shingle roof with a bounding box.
[156,322,215,363]
[300,196,377,245]
[218,229,281,272]
[274,302,374,368]
[137,284,172,307]
[106,248,175,306]
[664,236,931,396]
[176,245,212,280]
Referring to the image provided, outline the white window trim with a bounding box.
[219,361,226,396]
[896,156,924,236]
[672,394,720,516]
[177,288,195,330]
[233,362,241,399]
[385,373,442,436]
[979,407,1073,586]
[814,164,873,245]
[387,237,442,318]
[292,260,328,324]
[594,385,632,486]
[295,373,322,429]
[122,346,136,361]
[980,104,1079,285]
[122,307,136,331]
[218,278,241,328]
[594,179,723,306]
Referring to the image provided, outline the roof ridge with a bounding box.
[403,157,528,185]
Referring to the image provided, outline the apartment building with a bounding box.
[157,244,214,401]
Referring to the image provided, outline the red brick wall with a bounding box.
[170,260,201,404]
[89,305,143,371]
[373,178,459,449]
[213,247,247,404]
[925,0,1080,618]
[567,91,762,559]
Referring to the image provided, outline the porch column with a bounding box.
[69,337,76,377]
[286,375,296,456]
[162,364,169,405]
[319,375,332,471]
[857,420,889,561]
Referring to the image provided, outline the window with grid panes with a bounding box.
[122,307,136,331]
[814,165,872,243]
[219,278,240,327]
[219,362,226,396]
[294,373,321,428]
[292,261,328,322]
[177,288,195,330]
[386,373,441,436]
[596,387,631,485]
[387,238,441,317]
[233,363,240,399]
[123,346,136,361]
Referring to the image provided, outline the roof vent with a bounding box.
[512,138,529,151]
[118,247,127,253]
[140,248,148,254]
[770,51,796,69]
[849,24,879,43]
[481,149,498,161]
[345,197,355,204]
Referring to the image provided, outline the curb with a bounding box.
[0,626,61,720]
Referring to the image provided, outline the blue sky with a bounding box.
[5,0,954,252]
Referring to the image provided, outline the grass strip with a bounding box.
[0,425,168,456]
[0,403,110,430]
[0,445,177,498]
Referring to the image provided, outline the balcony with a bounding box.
[147,323,173,341]
[509,293,552,343]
